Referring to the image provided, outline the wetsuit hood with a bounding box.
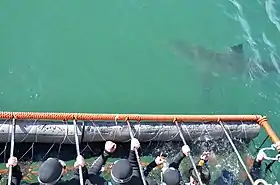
[162,168,181,185]
[38,158,65,185]
[111,159,133,185]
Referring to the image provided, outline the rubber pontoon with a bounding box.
[0,112,278,144]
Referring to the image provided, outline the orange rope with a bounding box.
[0,112,262,122]
[0,111,278,144]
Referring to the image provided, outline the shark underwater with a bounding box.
[170,40,280,79]
[170,40,280,103]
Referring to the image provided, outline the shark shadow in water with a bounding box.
[170,40,279,78]
[170,40,280,103]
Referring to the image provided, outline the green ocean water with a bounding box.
[0,0,280,183]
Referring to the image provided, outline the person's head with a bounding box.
[38,158,66,185]
[189,166,211,185]
[214,169,237,185]
[111,159,133,185]
[161,166,181,185]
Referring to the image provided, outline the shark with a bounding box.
[170,40,280,103]
[170,40,280,79]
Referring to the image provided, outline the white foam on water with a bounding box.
[261,33,280,75]
[262,33,275,49]
[227,0,268,81]
[265,0,280,33]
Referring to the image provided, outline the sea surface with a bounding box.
[0,0,280,183]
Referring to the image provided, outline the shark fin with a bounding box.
[230,44,244,55]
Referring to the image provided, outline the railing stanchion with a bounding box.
[174,120,203,185]
[7,118,16,185]
[73,119,84,185]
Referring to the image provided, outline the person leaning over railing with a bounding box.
[142,152,167,185]
[6,154,87,185]
[109,138,151,185]
[147,145,210,185]
[5,157,22,185]
[109,138,140,185]
[185,151,211,185]
[86,141,117,185]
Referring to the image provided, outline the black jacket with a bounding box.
[169,151,185,170]
[143,158,158,185]
[8,150,111,185]
[142,151,186,185]
[9,165,88,185]
[110,149,153,185]
[86,150,111,185]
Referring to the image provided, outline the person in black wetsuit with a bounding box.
[214,141,280,185]
[5,156,22,185]
[109,138,158,185]
[186,151,211,185]
[143,153,166,185]
[152,145,210,185]
[6,141,117,185]
[6,154,88,185]
[86,140,117,185]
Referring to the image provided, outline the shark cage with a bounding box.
[0,112,279,185]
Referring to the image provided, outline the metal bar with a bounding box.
[73,120,84,185]
[219,121,254,184]
[126,120,147,185]
[7,118,15,185]
[174,121,203,185]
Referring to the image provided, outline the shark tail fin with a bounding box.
[230,44,244,54]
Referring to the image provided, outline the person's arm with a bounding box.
[72,166,89,182]
[70,155,88,183]
[249,149,267,181]
[5,157,22,185]
[197,152,210,168]
[7,165,23,185]
[88,141,116,175]
[144,160,157,177]
[243,151,265,185]
[128,149,141,178]
[144,154,167,177]
[169,145,190,170]
[169,151,185,170]
[88,150,111,175]
[128,138,141,178]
